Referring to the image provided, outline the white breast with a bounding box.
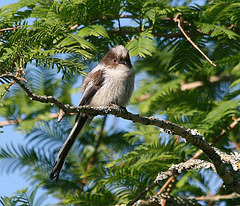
[89,65,134,107]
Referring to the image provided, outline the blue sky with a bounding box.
[0,1,23,196]
[0,1,58,205]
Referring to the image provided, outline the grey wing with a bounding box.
[79,81,99,106]
[75,69,105,122]
[79,69,105,106]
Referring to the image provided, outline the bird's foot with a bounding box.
[108,103,127,111]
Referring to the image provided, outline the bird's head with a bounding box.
[100,45,132,69]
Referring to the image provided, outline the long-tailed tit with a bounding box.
[50,45,135,180]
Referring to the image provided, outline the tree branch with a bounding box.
[87,116,107,171]
[189,192,240,201]
[154,159,213,183]
[1,74,240,197]
[108,29,202,39]
[0,113,60,127]
[131,193,202,206]
[0,26,21,32]
[181,74,234,91]
[157,175,176,195]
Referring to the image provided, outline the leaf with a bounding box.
[62,190,116,206]
[198,23,240,39]
[77,25,109,38]
[126,31,156,57]
[201,100,239,132]
[70,34,96,51]
[105,139,188,169]
[0,186,47,206]
[0,84,9,99]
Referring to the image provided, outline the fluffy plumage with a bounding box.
[50,45,134,180]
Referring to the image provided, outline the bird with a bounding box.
[50,45,135,180]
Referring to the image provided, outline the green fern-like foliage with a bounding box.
[0,187,47,206]
[1,0,240,205]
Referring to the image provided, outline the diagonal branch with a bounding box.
[173,13,217,67]
[189,192,240,201]
[1,74,240,196]
[0,26,21,32]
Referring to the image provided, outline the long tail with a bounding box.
[50,114,89,180]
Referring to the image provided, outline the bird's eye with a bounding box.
[113,58,117,63]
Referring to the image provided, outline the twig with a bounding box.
[189,192,240,201]
[213,117,240,145]
[108,29,202,39]
[135,193,202,206]
[181,74,234,91]
[0,113,60,126]
[137,74,234,101]
[87,115,107,171]
[0,119,20,126]
[0,26,21,32]
[173,13,217,67]
[157,176,176,195]
[0,111,79,126]
[157,175,176,206]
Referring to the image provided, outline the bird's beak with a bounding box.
[119,60,127,65]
